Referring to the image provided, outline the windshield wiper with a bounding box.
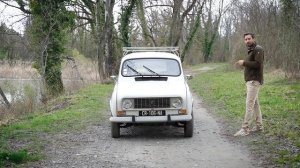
[143,65,160,76]
[127,65,143,76]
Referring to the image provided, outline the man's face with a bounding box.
[244,35,255,47]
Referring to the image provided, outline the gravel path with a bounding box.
[29,93,259,168]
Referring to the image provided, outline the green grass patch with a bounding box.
[0,84,113,167]
[189,63,300,167]
[0,150,40,166]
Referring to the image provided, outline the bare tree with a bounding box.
[226,0,299,78]
[168,0,198,47]
[98,0,115,78]
[70,0,116,81]
[201,0,224,62]
[136,0,156,46]
[181,0,206,62]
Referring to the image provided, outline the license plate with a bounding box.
[139,110,166,116]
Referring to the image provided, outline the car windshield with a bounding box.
[121,58,181,77]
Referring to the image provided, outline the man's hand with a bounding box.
[236,60,244,66]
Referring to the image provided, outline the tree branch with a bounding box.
[0,0,31,14]
[181,0,197,21]
[145,4,172,9]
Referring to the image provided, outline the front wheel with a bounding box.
[111,122,120,138]
[184,114,194,137]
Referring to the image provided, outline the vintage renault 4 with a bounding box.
[110,47,193,138]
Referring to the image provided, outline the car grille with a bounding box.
[134,98,170,109]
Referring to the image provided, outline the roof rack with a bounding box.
[123,47,179,56]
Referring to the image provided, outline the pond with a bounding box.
[0,77,89,106]
[0,78,42,104]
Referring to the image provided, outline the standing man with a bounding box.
[234,33,264,136]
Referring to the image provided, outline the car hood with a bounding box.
[117,79,186,98]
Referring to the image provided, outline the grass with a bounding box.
[189,63,300,167]
[0,61,38,79]
[0,150,40,166]
[0,84,113,167]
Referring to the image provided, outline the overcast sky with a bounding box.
[0,1,26,34]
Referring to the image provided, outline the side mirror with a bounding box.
[110,75,117,82]
[186,74,193,80]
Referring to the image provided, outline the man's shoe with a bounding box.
[251,126,264,133]
[234,128,249,136]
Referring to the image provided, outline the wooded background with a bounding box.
[0,0,299,96]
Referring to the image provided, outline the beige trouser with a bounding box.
[242,80,263,130]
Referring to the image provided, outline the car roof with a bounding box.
[122,52,181,62]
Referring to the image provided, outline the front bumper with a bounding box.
[110,114,192,123]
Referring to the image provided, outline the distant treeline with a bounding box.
[0,23,32,61]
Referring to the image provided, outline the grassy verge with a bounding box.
[189,63,300,167]
[0,84,113,167]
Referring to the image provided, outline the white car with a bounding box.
[110,47,193,138]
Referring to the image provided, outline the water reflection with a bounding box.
[0,78,41,103]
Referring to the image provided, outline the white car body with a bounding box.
[110,48,193,138]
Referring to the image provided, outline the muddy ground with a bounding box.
[28,93,262,168]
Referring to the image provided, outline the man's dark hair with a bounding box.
[244,32,255,38]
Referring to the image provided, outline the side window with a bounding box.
[122,60,136,76]
[166,61,180,75]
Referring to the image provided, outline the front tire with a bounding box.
[111,122,120,138]
[184,114,194,137]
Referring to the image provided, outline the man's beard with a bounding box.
[246,42,254,47]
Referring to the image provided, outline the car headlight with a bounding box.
[171,98,182,108]
[122,99,133,109]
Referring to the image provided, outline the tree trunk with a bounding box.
[105,0,115,77]
[106,21,114,76]
[168,0,198,47]
[168,0,183,46]
[202,0,223,62]
[95,0,106,81]
[120,0,136,47]
[29,0,75,96]
[181,1,206,62]
[0,87,10,108]
[136,0,155,46]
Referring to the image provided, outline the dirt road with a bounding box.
[30,93,260,168]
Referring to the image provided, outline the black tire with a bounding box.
[184,114,194,137]
[111,122,120,138]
